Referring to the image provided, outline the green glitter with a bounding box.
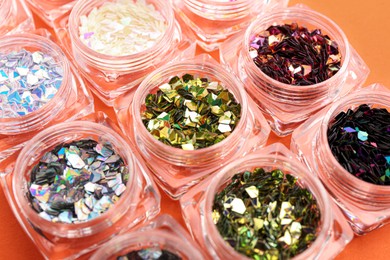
[212,168,321,259]
[141,74,241,150]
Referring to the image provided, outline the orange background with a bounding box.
[1,0,390,259]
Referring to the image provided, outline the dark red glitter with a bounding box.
[249,23,342,86]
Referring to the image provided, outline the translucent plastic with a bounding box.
[172,0,288,51]
[25,0,76,27]
[0,33,94,167]
[0,0,35,36]
[0,119,161,259]
[53,0,195,106]
[91,214,204,260]
[115,55,270,199]
[181,143,354,259]
[291,84,390,235]
[220,5,369,136]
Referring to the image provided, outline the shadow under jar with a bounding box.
[291,85,390,235]
[171,0,288,52]
[25,0,77,27]
[91,214,203,260]
[0,33,93,166]
[220,6,369,136]
[0,0,35,36]
[5,121,160,259]
[67,0,190,106]
[116,56,270,199]
[180,143,354,260]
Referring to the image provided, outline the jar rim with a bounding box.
[242,6,351,91]
[131,58,249,163]
[91,230,202,259]
[319,91,390,194]
[203,154,332,260]
[68,0,175,62]
[12,121,138,238]
[0,33,71,134]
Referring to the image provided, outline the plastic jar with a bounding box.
[0,33,94,166]
[25,0,76,27]
[91,214,203,259]
[1,120,160,259]
[0,0,35,36]
[220,5,369,136]
[180,143,354,259]
[116,55,270,199]
[291,84,390,235]
[172,0,288,51]
[56,0,194,106]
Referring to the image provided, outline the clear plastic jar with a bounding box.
[220,5,369,136]
[116,55,270,199]
[172,0,288,51]
[91,214,203,259]
[0,33,94,167]
[0,120,161,259]
[25,0,76,27]
[53,0,194,106]
[291,84,390,235]
[0,0,35,36]
[180,143,354,259]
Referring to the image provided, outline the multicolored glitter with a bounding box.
[117,248,182,260]
[212,168,320,259]
[0,49,63,118]
[27,139,129,224]
[328,104,390,185]
[249,23,341,86]
[141,74,241,150]
[79,0,168,56]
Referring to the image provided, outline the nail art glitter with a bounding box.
[141,74,241,150]
[117,248,182,260]
[27,139,129,224]
[0,49,63,118]
[79,0,168,56]
[327,104,390,185]
[249,23,341,86]
[212,168,320,259]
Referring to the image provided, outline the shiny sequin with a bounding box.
[212,168,320,259]
[0,49,63,118]
[27,139,129,224]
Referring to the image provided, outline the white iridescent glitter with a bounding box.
[79,0,168,56]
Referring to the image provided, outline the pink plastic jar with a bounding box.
[181,143,354,259]
[53,0,194,106]
[0,33,94,168]
[220,5,369,136]
[1,120,160,259]
[291,84,390,235]
[91,214,204,260]
[116,55,270,199]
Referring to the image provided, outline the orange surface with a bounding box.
[1,0,390,259]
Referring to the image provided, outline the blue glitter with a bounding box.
[343,127,356,133]
[386,156,390,165]
[8,92,21,104]
[357,131,368,141]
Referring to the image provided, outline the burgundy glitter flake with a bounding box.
[249,23,342,86]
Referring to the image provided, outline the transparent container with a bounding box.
[53,0,195,106]
[0,0,35,36]
[0,119,161,259]
[115,55,271,199]
[25,0,77,27]
[291,84,390,235]
[172,0,288,51]
[0,33,94,168]
[220,5,369,136]
[180,143,354,259]
[91,214,204,259]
